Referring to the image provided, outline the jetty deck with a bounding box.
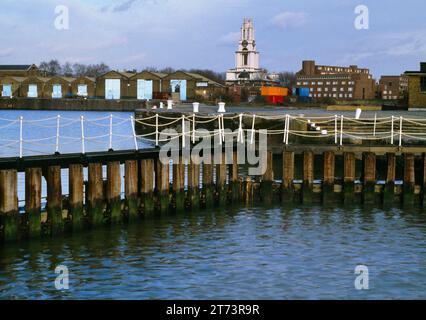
[2,110,426,244]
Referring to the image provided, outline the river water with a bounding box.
[1,205,426,299]
[1,110,426,299]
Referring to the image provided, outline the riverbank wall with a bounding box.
[0,97,147,112]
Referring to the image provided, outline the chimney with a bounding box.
[421,62,426,73]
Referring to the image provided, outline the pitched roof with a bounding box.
[0,76,26,82]
[174,71,225,87]
[0,65,33,71]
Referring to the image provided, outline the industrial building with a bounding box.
[95,71,134,100]
[404,62,426,108]
[0,76,25,97]
[44,76,74,98]
[0,67,224,102]
[71,76,96,97]
[295,60,376,100]
[378,75,408,100]
[0,64,40,78]
[128,71,166,100]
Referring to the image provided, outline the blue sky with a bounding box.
[0,0,425,77]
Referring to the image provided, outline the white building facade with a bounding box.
[226,18,264,83]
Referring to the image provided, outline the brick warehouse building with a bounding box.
[404,62,426,108]
[378,75,408,100]
[295,60,376,100]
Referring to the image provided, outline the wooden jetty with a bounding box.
[1,144,426,244]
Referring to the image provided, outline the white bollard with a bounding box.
[193,102,200,113]
[218,102,226,113]
[355,108,362,119]
[167,100,173,110]
[160,102,164,109]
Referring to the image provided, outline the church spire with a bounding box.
[226,18,263,83]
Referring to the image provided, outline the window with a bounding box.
[137,80,153,100]
[2,84,12,97]
[421,77,426,92]
[105,79,121,99]
[297,82,301,86]
[52,84,62,98]
[312,81,316,85]
[318,81,323,85]
[28,84,37,97]
[326,82,331,85]
[332,88,337,92]
[341,81,346,85]
[348,88,353,92]
[318,88,322,92]
[340,88,344,92]
[325,88,329,92]
[77,84,88,97]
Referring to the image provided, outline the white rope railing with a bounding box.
[2,113,426,158]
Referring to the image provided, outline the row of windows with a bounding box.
[297,81,355,86]
[309,87,354,93]
[310,93,353,98]
[317,66,368,74]
[383,96,399,100]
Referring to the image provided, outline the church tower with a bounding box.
[226,18,263,83]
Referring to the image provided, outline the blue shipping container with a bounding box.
[293,87,310,97]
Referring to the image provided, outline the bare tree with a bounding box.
[39,59,61,76]
[62,62,73,77]
[73,63,87,77]
[277,71,296,87]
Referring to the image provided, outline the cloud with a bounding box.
[270,11,308,29]
[112,0,139,12]
[337,30,426,65]
[0,48,15,58]
[218,32,240,46]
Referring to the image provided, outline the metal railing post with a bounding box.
[373,113,377,137]
[55,115,61,154]
[182,115,186,148]
[192,114,196,144]
[334,115,338,144]
[286,115,291,145]
[155,114,159,147]
[80,115,85,154]
[131,115,138,151]
[109,114,113,150]
[19,116,23,158]
[250,114,256,145]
